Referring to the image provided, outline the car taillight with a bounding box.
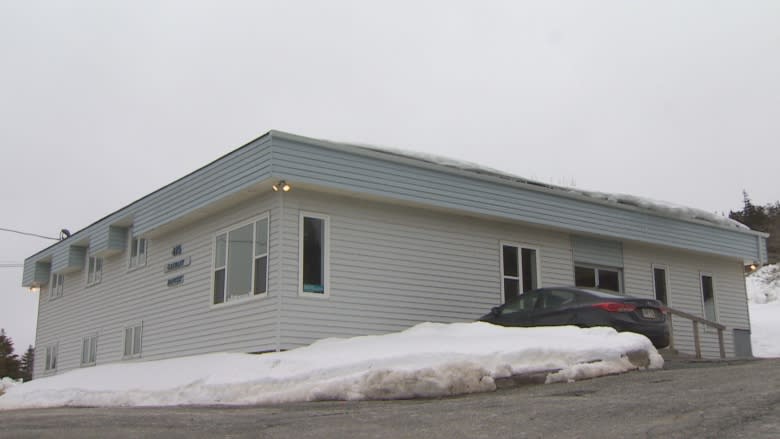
[592,302,637,313]
[660,306,669,314]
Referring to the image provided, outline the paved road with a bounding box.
[1,359,778,439]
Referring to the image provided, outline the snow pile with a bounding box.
[0,377,21,395]
[0,323,661,409]
[746,263,780,358]
[335,137,746,230]
[746,263,780,304]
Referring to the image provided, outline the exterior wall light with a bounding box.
[272,180,291,192]
[28,285,40,293]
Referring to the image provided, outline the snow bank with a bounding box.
[338,138,746,230]
[0,323,661,409]
[0,377,22,396]
[746,263,780,358]
[746,263,780,304]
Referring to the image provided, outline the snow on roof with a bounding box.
[336,138,748,231]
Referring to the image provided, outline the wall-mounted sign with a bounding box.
[165,256,191,273]
[167,275,184,287]
[166,244,188,287]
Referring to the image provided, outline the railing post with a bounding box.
[718,329,726,359]
[693,321,701,359]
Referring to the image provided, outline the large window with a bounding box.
[701,274,717,321]
[300,213,329,295]
[501,244,538,303]
[81,334,98,366]
[653,266,668,304]
[86,255,103,286]
[49,273,64,299]
[213,216,269,304]
[44,344,58,371]
[575,265,622,293]
[123,323,142,358]
[128,236,147,269]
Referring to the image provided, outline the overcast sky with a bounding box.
[1,1,778,352]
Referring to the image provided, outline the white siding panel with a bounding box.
[33,193,281,377]
[623,242,750,358]
[276,190,574,349]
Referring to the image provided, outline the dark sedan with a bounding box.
[479,287,670,348]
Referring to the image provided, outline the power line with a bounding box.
[0,227,58,240]
[0,264,23,268]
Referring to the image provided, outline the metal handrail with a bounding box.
[665,306,726,359]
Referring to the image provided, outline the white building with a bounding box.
[23,131,768,377]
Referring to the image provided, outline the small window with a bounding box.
[301,214,329,295]
[87,255,103,286]
[701,274,716,321]
[81,334,98,366]
[653,267,668,304]
[123,324,142,358]
[49,273,64,299]
[213,216,269,304]
[129,236,147,269]
[44,344,58,371]
[501,244,539,303]
[575,265,622,293]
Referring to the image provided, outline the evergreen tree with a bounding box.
[19,345,34,382]
[0,329,21,380]
[730,192,780,264]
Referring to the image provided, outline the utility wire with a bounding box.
[0,264,24,268]
[0,227,58,240]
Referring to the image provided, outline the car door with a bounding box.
[532,289,580,327]
[491,290,540,326]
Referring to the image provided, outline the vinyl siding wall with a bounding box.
[275,190,575,349]
[623,242,749,358]
[33,193,281,378]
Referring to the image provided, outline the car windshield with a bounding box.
[501,291,538,313]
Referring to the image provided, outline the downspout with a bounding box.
[276,189,284,352]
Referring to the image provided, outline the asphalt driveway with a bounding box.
[1,358,778,439]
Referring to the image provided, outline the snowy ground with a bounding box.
[0,323,661,410]
[747,263,780,358]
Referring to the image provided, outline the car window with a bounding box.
[537,289,578,310]
[502,290,539,313]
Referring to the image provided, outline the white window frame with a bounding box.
[299,212,330,298]
[651,264,671,306]
[699,272,718,322]
[499,241,541,303]
[86,255,103,286]
[81,333,98,366]
[123,323,143,359]
[128,234,148,270]
[211,213,270,306]
[49,273,64,299]
[574,264,623,293]
[44,344,58,372]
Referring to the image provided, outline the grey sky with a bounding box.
[1,1,778,352]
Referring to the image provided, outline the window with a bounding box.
[44,344,58,371]
[653,267,668,304]
[300,214,329,295]
[213,216,269,304]
[129,236,147,269]
[537,289,578,310]
[501,244,538,303]
[123,324,142,358]
[86,255,103,286]
[49,273,64,299]
[81,334,98,366]
[575,265,622,293]
[701,274,717,321]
